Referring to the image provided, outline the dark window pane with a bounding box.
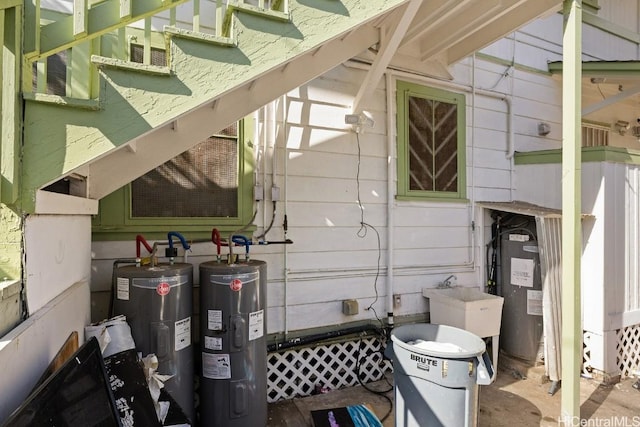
[130,44,167,66]
[433,101,458,192]
[408,96,433,191]
[32,51,68,96]
[131,126,239,218]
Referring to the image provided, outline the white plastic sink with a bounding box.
[422,287,504,338]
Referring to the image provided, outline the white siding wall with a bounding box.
[89,0,640,340]
[515,161,640,331]
[91,50,566,335]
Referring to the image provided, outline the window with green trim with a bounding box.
[396,80,466,201]
[92,120,255,240]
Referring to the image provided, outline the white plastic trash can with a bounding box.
[386,323,495,427]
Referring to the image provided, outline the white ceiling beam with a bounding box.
[418,0,503,62]
[35,190,98,215]
[446,0,561,64]
[582,84,640,116]
[351,0,423,114]
[401,0,472,47]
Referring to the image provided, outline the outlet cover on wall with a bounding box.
[393,294,401,308]
[342,299,359,315]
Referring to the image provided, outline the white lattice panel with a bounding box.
[617,324,640,378]
[267,336,391,402]
[583,331,593,375]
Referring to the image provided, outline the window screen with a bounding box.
[131,124,239,218]
[130,44,167,66]
[407,96,458,192]
[32,50,68,96]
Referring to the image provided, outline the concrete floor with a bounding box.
[267,356,640,426]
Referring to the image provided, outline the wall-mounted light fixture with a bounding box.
[538,122,551,136]
[615,120,630,135]
[345,111,375,133]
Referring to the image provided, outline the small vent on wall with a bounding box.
[130,44,167,66]
[582,123,610,147]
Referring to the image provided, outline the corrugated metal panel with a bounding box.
[477,200,562,218]
[536,216,563,383]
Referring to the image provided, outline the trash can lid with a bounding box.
[390,323,486,358]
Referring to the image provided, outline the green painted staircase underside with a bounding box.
[22,0,408,210]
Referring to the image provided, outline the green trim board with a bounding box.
[475,52,552,76]
[548,60,640,78]
[2,6,22,205]
[92,118,256,241]
[0,0,20,10]
[395,80,467,201]
[514,146,640,165]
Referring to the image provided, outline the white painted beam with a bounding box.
[352,0,423,114]
[582,85,640,116]
[419,0,503,62]
[446,0,561,64]
[35,190,98,215]
[401,0,473,47]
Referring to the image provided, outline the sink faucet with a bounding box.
[438,275,457,288]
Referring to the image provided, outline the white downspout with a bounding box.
[385,72,395,327]
[281,94,290,339]
[262,106,268,235]
[270,101,277,198]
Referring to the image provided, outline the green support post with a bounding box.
[561,0,582,423]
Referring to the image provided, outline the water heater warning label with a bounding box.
[204,336,223,351]
[202,353,231,379]
[175,317,191,351]
[116,278,129,300]
[208,310,223,330]
[249,310,264,341]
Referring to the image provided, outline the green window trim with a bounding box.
[396,80,466,202]
[92,119,255,242]
[514,146,640,165]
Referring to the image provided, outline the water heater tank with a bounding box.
[112,263,194,422]
[199,259,267,427]
[499,236,544,362]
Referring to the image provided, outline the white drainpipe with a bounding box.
[385,72,395,326]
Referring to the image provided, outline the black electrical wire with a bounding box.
[353,131,392,422]
[354,132,384,329]
[355,335,394,423]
